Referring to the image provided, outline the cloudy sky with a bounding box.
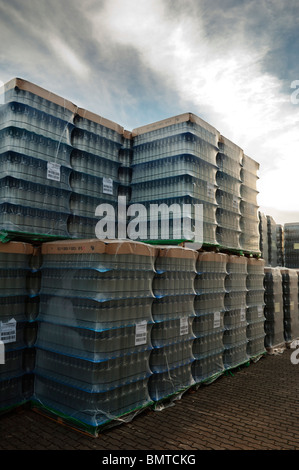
[0,0,299,224]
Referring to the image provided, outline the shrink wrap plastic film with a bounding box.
[131,113,220,246]
[280,268,299,343]
[216,136,242,251]
[0,241,36,413]
[34,239,158,429]
[0,237,269,434]
[149,245,197,402]
[0,78,124,242]
[193,252,227,382]
[0,79,261,253]
[284,223,299,269]
[264,267,285,349]
[223,255,249,368]
[246,258,266,357]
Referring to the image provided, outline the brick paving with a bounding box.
[1,348,299,451]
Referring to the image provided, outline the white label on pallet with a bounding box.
[233,196,239,210]
[240,308,246,322]
[214,312,221,328]
[0,341,4,364]
[180,317,189,335]
[0,318,16,344]
[103,177,113,195]
[275,302,280,313]
[258,306,264,318]
[47,162,61,182]
[135,321,147,346]
[206,183,214,199]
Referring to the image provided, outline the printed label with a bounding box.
[180,317,189,335]
[290,301,295,311]
[275,302,280,313]
[47,162,61,182]
[206,183,214,200]
[294,243,299,250]
[135,321,147,346]
[232,196,239,210]
[0,341,4,365]
[0,318,16,344]
[258,306,264,318]
[103,177,113,195]
[213,312,221,328]
[240,308,246,322]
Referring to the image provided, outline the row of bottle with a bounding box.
[284,223,299,269]
[215,136,242,251]
[0,239,271,429]
[0,241,38,413]
[0,79,130,240]
[264,266,299,348]
[239,154,260,254]
[1,79,261,253]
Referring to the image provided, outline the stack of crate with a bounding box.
[33,239,157,432]
[149,245,197,401]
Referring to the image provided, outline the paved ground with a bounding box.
[1,347,299,452]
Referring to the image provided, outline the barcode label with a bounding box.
[258,306,264,317]
[180,317,189,335]
[47,162,61,181]
[240,308,246,322]
[214,312,221,328]
[0,319,16,344]
[207,183,214,199]
[135,321,147,346]
[233,196,239,210]
[103,177,113,195]
[275,302,280,313]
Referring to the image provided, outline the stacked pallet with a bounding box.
[216,136,243,251]
[240,155,260,254]
[0,78,75,240]
[264,267,285,351]
[149,246,197,401]
[130,113,220,245]
[0,242,35,413]
[33,239,156,432]
[192,252,227,382]
[284,223,299,269]
[267,216,278,267]
[69,109,123,239]
[223,255,249,368]
[246,258,266,358]
[259,212,269,265]
[280,268,299,344]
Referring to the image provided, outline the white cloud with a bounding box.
[49,36,90,79]
[88,0,299,221]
